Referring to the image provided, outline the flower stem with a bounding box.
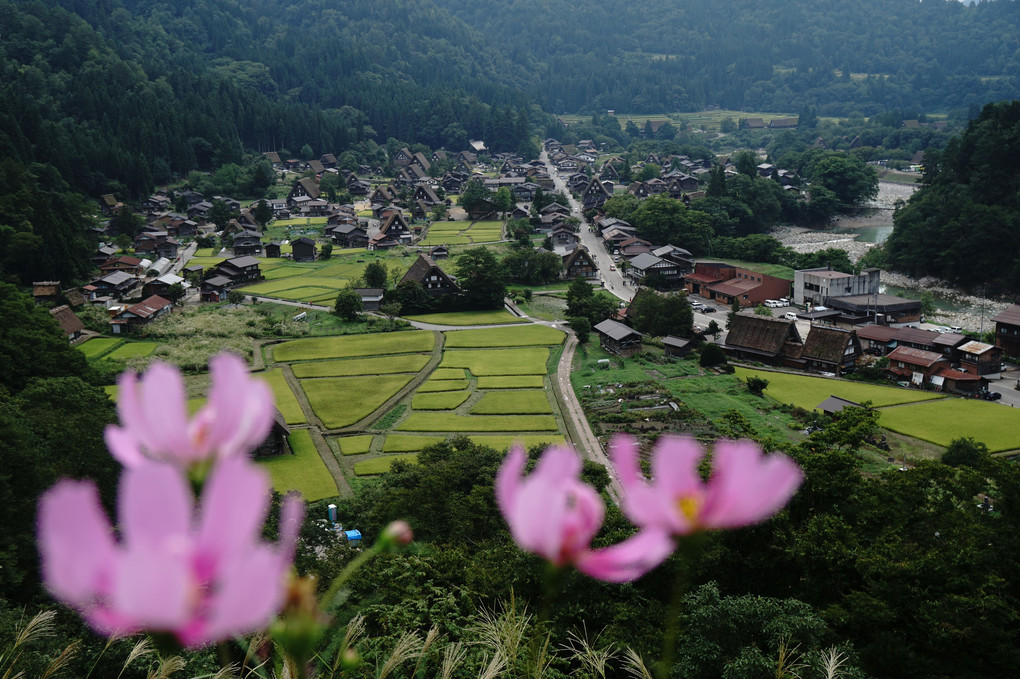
[656,533,706,679]
[320,545,380,612]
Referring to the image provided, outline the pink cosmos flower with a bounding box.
[38,455,303,648]
[105,353,274,468]
[610,435,803,535]
[496,445,674,582]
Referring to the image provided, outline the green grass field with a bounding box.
[79,337,122,358]
[439,348,550,376]
[383,435,445,452]
[476,376,545,389]
[877,399,1020,452]
[412,390,471,410]
[397,413,558,432]
[431,368,468,380]
[416,378,470,392]
[291,354,430,378]
[444,325,565,348]
[471,390,553,414]
[353,454,419,476]
[259,430,338,501]
[104,342,158,361]
[301,374,414,428]
[336,435,374,455]
[404,310,528,326]
[469,434,566,451]
[734,368,945,409]
[256,369,307,425]
[273,331,435,362]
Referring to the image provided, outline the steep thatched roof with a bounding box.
[725,314,801,357]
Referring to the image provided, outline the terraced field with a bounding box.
[419,220,504,246]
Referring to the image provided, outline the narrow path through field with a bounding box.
[308,428,354,498]
[554,334,623,502]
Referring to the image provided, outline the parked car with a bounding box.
[702,306,717,313]
[783,312,798,320]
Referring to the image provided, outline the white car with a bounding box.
[783,312,798,320]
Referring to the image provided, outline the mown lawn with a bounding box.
[878,399,1020,452]
[734,367,945,409]
[404,310,527,326]
[257,369,307,425]
[259,429,338,501]
[477,376,545,389]
[335,435,374,455]
[291,354,430,378]
[273,331,435,362]
[417,378,471,392]
[439,348,550,376]
[412,390,472,410]
[471,390,553,414]
[301,374,414,428]
[444,325,565,348]
[397,413,558,432]
[353,454,419,476]
[79,337,122,358]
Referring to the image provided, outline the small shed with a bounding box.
[662,336,693,358]
[291,236,318,262]
[343,530,363,547]
[815,395,862,417]
[594,319,644,357]
[265,242,282,258]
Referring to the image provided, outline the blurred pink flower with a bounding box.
[496,445,673,582]
[610,435,802,535]
[105,353,274,468]
[38,455,303,648]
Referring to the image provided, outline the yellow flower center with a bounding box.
[676,495,703,524]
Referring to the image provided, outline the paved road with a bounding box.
[540,151,635,303]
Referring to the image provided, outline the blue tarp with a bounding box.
[344,530,362,542]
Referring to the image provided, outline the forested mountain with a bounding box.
[886,100,1020,295]
[2,0,1018,201]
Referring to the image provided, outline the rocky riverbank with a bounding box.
[772,181,1010,333]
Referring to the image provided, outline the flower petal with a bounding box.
[38,480,116,606]
[196,546,286,647]
[576,528,675,583]
[113,546,191,630]
[203,353,275,458]
[119,462,192,548]
[702,441,802,528]
[137,362,192,458]
[197,456,270,562]
[103,425,147,469]
[495,445,527,519]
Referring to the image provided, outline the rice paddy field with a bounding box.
[733,368,944,409]
[404,310,527,326]
[259,430,338,501]
[877,399,1020,453]
[419,220,504,246]
[261,318,568,483]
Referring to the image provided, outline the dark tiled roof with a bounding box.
[594,319,642,341]
[887,346,944,367]
[992,304,1020,326]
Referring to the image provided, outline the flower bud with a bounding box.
[379,520,414,550]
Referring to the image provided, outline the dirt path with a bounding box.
[553,334,623,502]
[307,427,354,498]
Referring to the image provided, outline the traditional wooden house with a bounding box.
[100,256,143,275]
[627,253,682,288]
[550,225,579,248]
[799,326,862,374]
[32,281,61,305]
[291,237,318,262]
[428,245,450,260]
[582,177,611,211]
[562,248,596,279]
[392,147,414,167]
[49,305,84,341]
[991,304,1020,357]
[265,242,282,258]
[287,177,320,205]
[329,224,370,249]
[355,288,385,311]
[212,256,262,284]
[110,295,172,334]
[143,273,187,299]
[91,271,137,298]
[593,319,643,357]
[232,232,263,257]
[957,340,1003,376]
[400,254,460,296]
[201,275,232,302]
[378,212,414,244]
[885,346,949,386]
[723,315,804,366]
